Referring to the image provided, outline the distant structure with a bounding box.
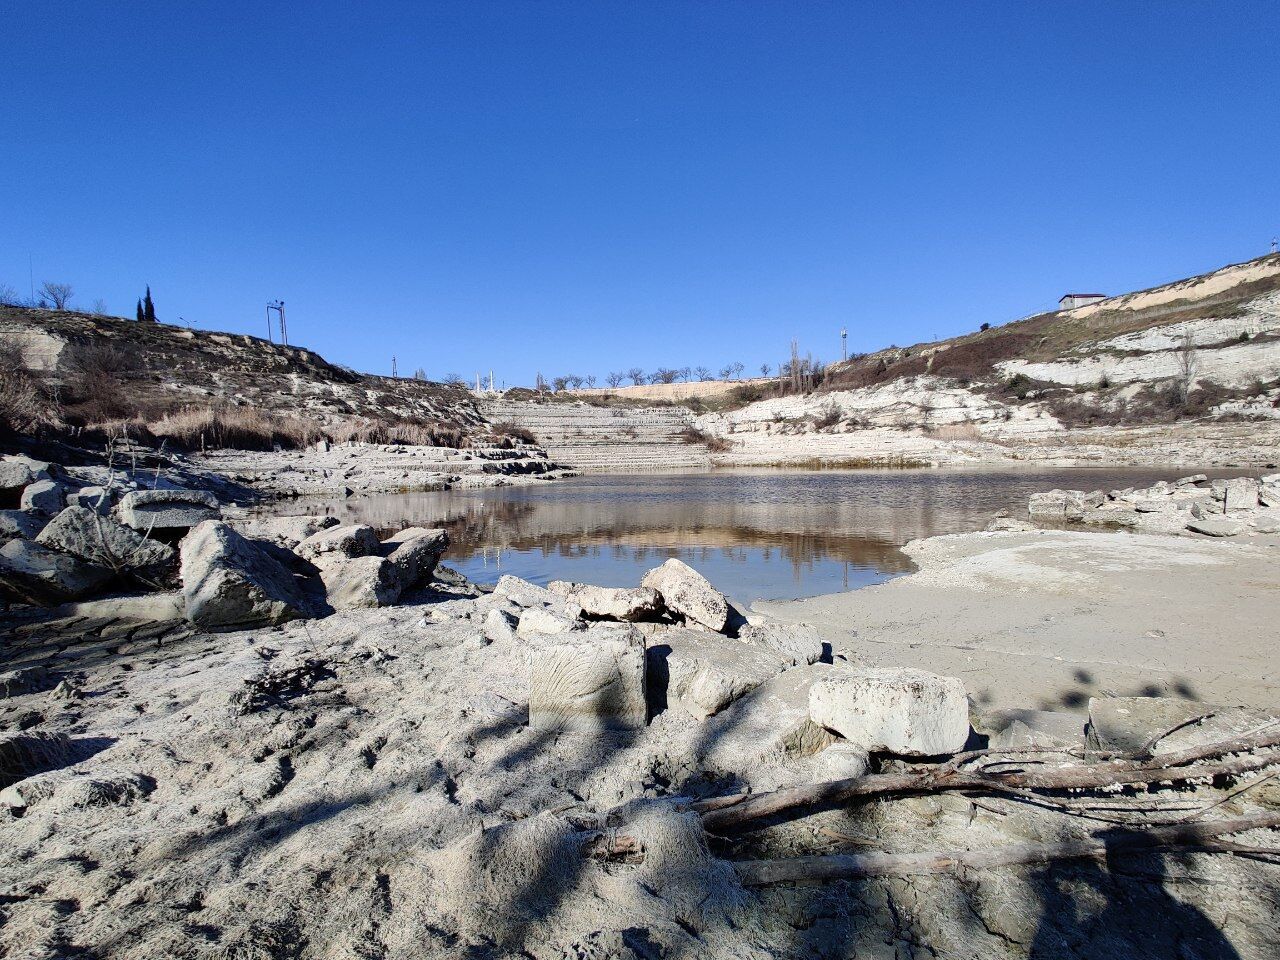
[1058,292,1106,310]
[473,371,499,395]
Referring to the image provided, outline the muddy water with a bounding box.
[273,468,1256,605]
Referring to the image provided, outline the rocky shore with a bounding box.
[3,450,1280,958]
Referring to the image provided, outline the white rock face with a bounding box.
[318,556,401,611]
[809,667,969,757]
[20,479,67,514]
[35,507,174,576]
[180,521,309,630]
[483,608,518,643]
[547,581,664,622]
[294,524,381,561]
[656,627,794,719]
[641,559,730,632]
[528,624,647,733]
[1223,477,1261,512]
[118,489,220,532]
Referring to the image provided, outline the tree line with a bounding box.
[0,280,160,323]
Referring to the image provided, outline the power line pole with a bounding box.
[840,326,848,362]
[266,300,287,345]
[391,356,398,378]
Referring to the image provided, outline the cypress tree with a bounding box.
[143,286,156,323]
[136,299,144,322]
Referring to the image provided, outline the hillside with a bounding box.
[694,254,1280,468]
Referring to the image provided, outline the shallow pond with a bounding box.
[273,468,1255,605]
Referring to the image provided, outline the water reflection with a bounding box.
[269,468,1252,604]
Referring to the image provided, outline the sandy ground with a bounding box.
[759,529,1280,715]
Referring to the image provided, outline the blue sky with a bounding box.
[3,2,1277,385]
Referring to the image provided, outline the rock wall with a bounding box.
[479,398,709,471]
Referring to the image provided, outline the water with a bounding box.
[272,468,1252,605]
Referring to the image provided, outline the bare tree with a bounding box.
[567,375,585,390]
[40,282,73,310]
[0,284,22,307]
[760,363,771,377]
[585,374,597,388]
[731,361,744,379]
[652,367,679,384]
[626,367,646,386]
[606,371,625,389]
[90,299,109,316]
[1175,335,1198,407]
[695,366,711,381]
[535,372,547,393]
[552,375,570,392]
[444,372,465,386]
[718,364,734,380]
[413,367,427,380]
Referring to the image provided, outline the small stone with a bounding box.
[811,741,871,781]
[483,608,518,643]
[738,621,825,666]
[516,607,580,638]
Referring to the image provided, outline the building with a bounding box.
[1059,292,1106,310]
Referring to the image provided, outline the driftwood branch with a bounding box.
[732,812,1280,886]
[696,727,1280,833]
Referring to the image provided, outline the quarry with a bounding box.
[2,254,1280,960]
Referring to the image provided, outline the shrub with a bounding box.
[677,426,731,452]
[151,405,324,451]
[489,420,537,444]
[811,403,842,430]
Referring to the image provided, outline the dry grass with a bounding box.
[0,343,60,437]
[489,420,538,445]
[923,422,982,441]
[150,406,325,451]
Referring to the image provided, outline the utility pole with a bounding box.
[840,327,848,362]
[266,300,287,346]
[392,356,398,378]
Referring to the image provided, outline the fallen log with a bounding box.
[732,811,1280,886]
[696,727,1280,833]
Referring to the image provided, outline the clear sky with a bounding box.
[3,2,1278,385]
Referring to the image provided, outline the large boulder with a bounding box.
[0,510,46,542]
[738,621,825,666]
[118,489,220,533]
[35,507,175,577]
[381,527,448,589]
[0,539,112,605]
[20,479,66,514]
[809,667,969,757]
[528,623,648,733]
[1027,489,1102,520]
[233,515,339,550]
[547,580,664,622]
[180,521,310,630]
[294,523,381,561]
[516,607,581,638]
[319,555,401,611]
[0,457,49,501]
[494,574,583,619]
[640,559,730,632]
[1223,477,1261,512]
[65,486,114,514]
[1186,516,1245,537]
[649,626,794,719]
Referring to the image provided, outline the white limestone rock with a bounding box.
[0,539,112,605]
[118,489,220,532]
[516,606,581,638]
[381,527,448,589]
[738,621,825,666]
[318,555,401,610]
[528,624,647,733]
[180,521,310,630]
[20,479,67,514]
[640,558,730,632]
[35,507,175,576]
[1222,477,1261,512]
[233,515,339,550]
[1186,516,1245,537]
[294,523,381,561]
[809,666,969,757]
[810,741,871,782]
[547,580,664,622]
[654,626,793,719]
